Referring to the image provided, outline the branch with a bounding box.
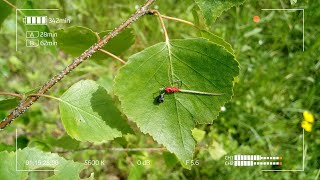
[0,0,157,130]
[0,92,23,99]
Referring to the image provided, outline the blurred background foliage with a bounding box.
[0,0,319,179]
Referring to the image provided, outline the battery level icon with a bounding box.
[23,16,47,25]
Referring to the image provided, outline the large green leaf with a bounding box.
[55,26,135,60]
[28,135,80,151]
[0,147,93,180]
[200,30,234,55]
[114,38,239,168]
[0,98,19,111]
[55,26,96,57]
[0,143,15,152]
[59,80,132,142]
[99,30,135,55]
[194,0,245,26]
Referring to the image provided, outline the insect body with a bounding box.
[156,86,223,104]
[163,87,180,93]
[156,92,165,103]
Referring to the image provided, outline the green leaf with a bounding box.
[191,128,206,142]
[28,140,52,151]
[114,38,239,168]
[200,30,234,55]
[0,0,16,28]
[97,74,114,93]
[99,29,135,55]
[0,98,19,111]
[0,143,15,152]
[55,26,97,57]
[208,140,227,160]
[0,147,93,180]
[50,135,80,150]
[59,80,132,143]
[192,6,208,30]
[194,0,246,25]
[128,164,145,180]
[29,135,80,151]
[55,26,135,60]
[163,152,179,168]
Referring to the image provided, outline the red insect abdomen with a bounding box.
[165,87,180,93]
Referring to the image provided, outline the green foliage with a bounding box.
[59,80,132,142]
[48,135,80,150]
[0,98,19,111]
[0,0,318,179]
[191,128,206,142]
[0,147,93,180]
[55,26,135,60]
[29,135,80,151]
[0,143,15,152]
[200,30,234,54]
[194,0,246,26]
[114,38,239,168]
[128,164,144,180]
[163,152,179,168]
[207,139,227,160]
[0,0,16,28]
[55,26,97,56]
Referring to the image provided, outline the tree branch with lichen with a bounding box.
[0,0,157,130]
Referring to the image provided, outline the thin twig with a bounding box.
[159,14,195,27]
[0,92,23,99]
[27,94,62,102]
[94,32,101,41]
[149,10,169,43]
[2,0,17,9]
[0,0,157,130]
[99,49,126,64]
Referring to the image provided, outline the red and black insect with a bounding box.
[155,80,223,104]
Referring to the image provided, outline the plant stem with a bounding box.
[2,0,17,10]
[0,92,23,99]
[99,49,126,64]
[159,14,195,27]
[179,89,224,96]
[3,0,26,15]
[27,94,62,102]
[0,0,157,130]
[149,10,170,44]
[94,32,101,41]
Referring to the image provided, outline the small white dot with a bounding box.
[220,106,226,112]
